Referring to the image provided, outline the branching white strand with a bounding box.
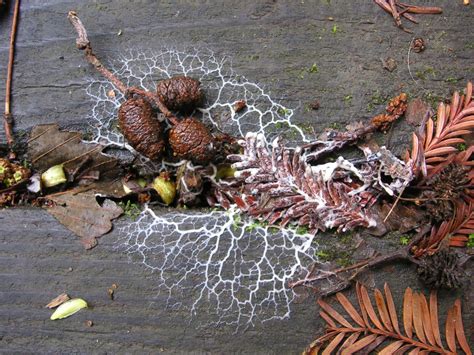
[117,205,317,328]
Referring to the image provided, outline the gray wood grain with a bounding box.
[0,0,473,353]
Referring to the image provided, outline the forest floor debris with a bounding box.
[0,6,472,350]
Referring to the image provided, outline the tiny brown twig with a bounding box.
[3,0,20,159]
[67,11,127,94]
[374,0,442,32]
[67,11,178,124]
[388,0,402,28]
[398,2,442,14]
[291,230,428,298]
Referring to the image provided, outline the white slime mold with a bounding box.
[86,47,318,327]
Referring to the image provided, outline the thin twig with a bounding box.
[67,11,127,93]
[292,230,428,297]
[3,0,20,159]
[383,185,406,222]
[126,87,177,122]
[398,3,442,14]
[388,0,402,28]
[67,11,179,124]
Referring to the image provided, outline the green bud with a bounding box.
[216,165,236,181]
[50,298,88,320]
[152,176,176,205]
[4,178,14,187]
[41,165,67,188]
[137,178,147,188]
[13,171,23,182]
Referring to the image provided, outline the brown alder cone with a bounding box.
[156,76,204,113]
[168,117,215,164]
[118,98,165,160]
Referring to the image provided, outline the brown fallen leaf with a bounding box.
[368,201,426,236]
[405,98,431,127]
[45,190,123,249]
[28,124,123,196]
[45,293,70,308]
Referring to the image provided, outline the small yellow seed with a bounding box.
[50,298,88,320]
[42,165,67,188]
[152,176,176,205]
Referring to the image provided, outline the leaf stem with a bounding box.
[3,0,20,159]
[326,326,448,354]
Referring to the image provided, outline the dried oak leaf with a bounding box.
[28,124,125,197]
[45,190,123,249]
[156,76,203,113]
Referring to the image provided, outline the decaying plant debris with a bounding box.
[304,282,471,354]
[0,11,470,284]
[0,7,472,345]
[374,0,442,33]
[45,293,70,309]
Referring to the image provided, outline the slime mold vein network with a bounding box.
[86,47,318,327]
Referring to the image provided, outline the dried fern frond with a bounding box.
[410,81,473,177]
[305,282,472,355]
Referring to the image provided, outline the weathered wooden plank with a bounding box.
[0,0,473,353]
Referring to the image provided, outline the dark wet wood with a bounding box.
[0,0,473,352]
